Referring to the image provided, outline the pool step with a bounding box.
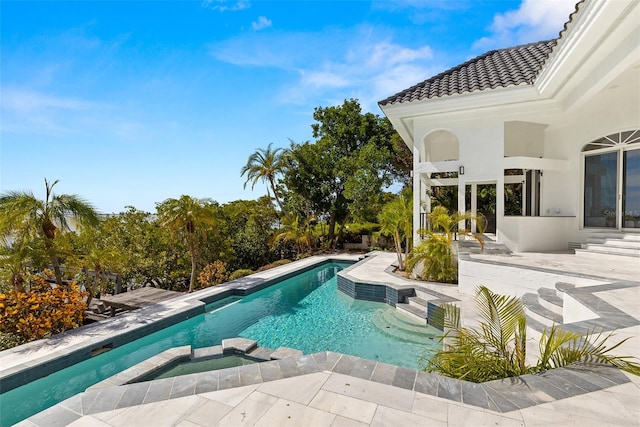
[383,308,429,332]
[372,309,437,344]
[396,297,427,323]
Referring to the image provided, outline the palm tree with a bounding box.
[377,190,412,270]
[271,213,317,256]
[406,206,484,282]
[0,179,99,286]
[157,195,215,293]
[241,143,286,211]
[424,286,640,382]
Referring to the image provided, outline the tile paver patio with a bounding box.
[7,251,640,426]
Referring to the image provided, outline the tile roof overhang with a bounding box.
[378,40,556,107]
[378,1,584,108]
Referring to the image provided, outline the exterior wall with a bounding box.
[389,0,640,251]
[542,71,640,243]
[498,216,577,252]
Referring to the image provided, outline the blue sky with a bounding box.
[1,0,576,214]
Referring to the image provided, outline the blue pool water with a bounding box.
[0,262,440,426]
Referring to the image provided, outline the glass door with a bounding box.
[623,149,640,229]
[584,152,618,228]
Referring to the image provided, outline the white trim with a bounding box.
[502,156,569,171]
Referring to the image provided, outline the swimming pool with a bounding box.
[0,261,440,426]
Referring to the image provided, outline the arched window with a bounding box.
[582,130,640,152]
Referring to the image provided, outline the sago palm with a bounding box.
[157,195,215,293]
[0,179,99,286]
[241,143,286,211]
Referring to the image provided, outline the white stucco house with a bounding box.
[379,0,640,252]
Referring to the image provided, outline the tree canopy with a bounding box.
[283,98,409,247]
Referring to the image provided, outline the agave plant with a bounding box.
[423,286,640,382]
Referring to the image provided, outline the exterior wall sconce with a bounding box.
[459,165,465,175]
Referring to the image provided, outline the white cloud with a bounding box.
[209,25,438,111]
[1,88,110,135]
[299,69,350,89]
[251,16,272,31]
[201,0,250,12]
[367,41,433,67]
[1,88,100,113]
[473,0,577,51]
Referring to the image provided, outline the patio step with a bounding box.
[576,232,640,258]
[522,292,562,327]
[576,245,640,257]
[586,231,640,242]
[537,287,563,316]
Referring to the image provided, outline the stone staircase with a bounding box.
[575,231,640,258]
[522,283,568,333]
[523,280,640,339]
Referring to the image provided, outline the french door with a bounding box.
[583,131,640,229]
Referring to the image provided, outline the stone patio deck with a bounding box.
[5,251,640,426]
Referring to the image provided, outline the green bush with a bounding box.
[271,259,292,267]
[406,234,457,283]
[229,269,254,281]
[197,261,229,288]
[0,332,26,351]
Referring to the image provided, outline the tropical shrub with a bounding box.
[406,206,483,283]
[229,269,254,281]
[0,275,87,343]
[0,332,25,351]
[197,261,229,288]
[423,286,640,382]
[406,234,457,283]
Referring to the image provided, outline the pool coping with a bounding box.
[22,346,633,426]
[0,255,358,394]
[89,339,305,389]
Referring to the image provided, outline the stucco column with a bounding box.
[458,178,466,231]
[413,144,421,243]
[496,174,505,238]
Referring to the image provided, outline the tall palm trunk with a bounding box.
[327,212,337,248]
[45,238,64,286]
[42,218,64,285]
[268,177,285,212]
[188,232,196,293]
[394,230,405,270]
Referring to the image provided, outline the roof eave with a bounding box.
[380,83,540,123]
